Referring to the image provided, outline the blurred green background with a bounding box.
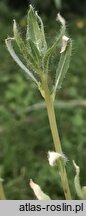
[0,0,86,199]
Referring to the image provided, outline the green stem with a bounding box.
[42,75,72,200]
[0,180,6,200]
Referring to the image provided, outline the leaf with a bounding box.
[73,160,84,199]
[29,179,51,200]
[53,38,72,99]
[13,19,39,73]
[5,38,38,85]
[36,12,47,53]
[27,38,41,65]
[43,13,66,73]
[26,5,47,53]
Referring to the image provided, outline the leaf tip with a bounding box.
[73,160,80,173]
[57,13,65,26]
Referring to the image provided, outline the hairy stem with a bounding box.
[42,75,72,200]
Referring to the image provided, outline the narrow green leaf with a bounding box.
[43,13,66,73]
[53,39,72,99]
[26,5,47,54]
[5,38,38,84]
[26,5,40,43]
[13,19,39,73]
[28,38,41,65]
[36,12,47,53]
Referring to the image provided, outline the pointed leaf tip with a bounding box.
[26,4,47,53]
[73,160,84,199]
[13,19,18,39]
[57,13,65,27]
[29,179,51,200]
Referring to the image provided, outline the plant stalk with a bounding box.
[42,75,72,200]
[0,180,6,200]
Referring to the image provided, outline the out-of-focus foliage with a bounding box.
[1,0,86,15]
[0,3,86,199]
[29,0,86,16]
